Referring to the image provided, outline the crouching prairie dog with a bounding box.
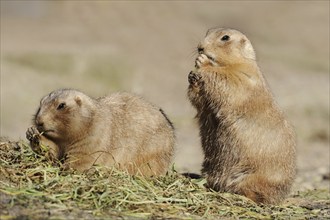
[187,28,296,204]
[26,89,175,176]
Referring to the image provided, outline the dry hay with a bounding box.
[0,139,329,219]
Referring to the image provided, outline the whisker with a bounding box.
[189,48,198,59]
[187,35,201,60]
[89,150,117,166]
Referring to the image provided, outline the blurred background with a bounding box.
[1,1,329,191]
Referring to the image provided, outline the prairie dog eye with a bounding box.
[221,35,230,41]
[57,103,66,110]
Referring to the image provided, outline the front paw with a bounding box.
[195,54,212,68]
[188,71,202,86]
[26,126,41,153]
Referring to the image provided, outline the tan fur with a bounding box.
[187,28,296,204]
[26,89,175,176]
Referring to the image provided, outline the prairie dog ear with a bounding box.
[241,38,256,60]
[75,96,82,106]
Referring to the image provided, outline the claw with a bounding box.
[188,71,201,85]
[195,54,210,68]
[26,126,42,151]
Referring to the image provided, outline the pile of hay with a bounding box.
[0,140,329,219]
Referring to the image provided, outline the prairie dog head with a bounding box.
[34,89,96,143]
[198,28,256,66]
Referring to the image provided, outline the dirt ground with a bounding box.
[1,1,329,193]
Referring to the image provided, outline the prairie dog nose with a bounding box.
[35,117,44,131]
[197,46,204,54]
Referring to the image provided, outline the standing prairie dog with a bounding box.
[26,89,175,176]
[187,28,296,204]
